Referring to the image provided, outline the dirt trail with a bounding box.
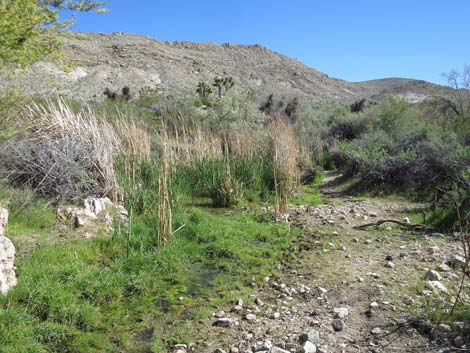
[200,173,465,353]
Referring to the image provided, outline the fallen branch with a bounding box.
[352,219,434,232]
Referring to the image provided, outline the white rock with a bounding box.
[426,281,448,294]
[0,209,17,295]
[371,327,382,335]
[437,263,451,272]
[299,329,320,344]
[0,208,8,236]
[253,340,272,352]
[244,313,256,321]
[333,307,349,319]
[297,341,317,353]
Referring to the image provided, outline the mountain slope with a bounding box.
[0,32,455,104]
[355,78,456,103]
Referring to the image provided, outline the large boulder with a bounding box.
[0,208,17,294]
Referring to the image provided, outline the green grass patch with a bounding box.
[0,206,298,352]
[290,171,324,206]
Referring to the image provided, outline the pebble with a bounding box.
[371,327,382,335]
[386,261,395,268]
[437,263,451,272]
[271,312,281,319]
[331,319,344,332]
[244,313,257,321]
[369,302,379,309]
[299,330,320,344]
[333,307,349,319]
[213,318,234,327]
[297,341,317,353]
[253,340,272,352]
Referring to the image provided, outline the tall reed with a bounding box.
[270,118,299,218]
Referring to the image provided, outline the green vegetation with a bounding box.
[0,189,297,352]
[0,0,106,68]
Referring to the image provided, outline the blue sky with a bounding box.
[69,0,470,84]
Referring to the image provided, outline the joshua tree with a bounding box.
[196,82,213,102]
[222,77,235,93]
[212,77,225,98]
[121,86,131,100]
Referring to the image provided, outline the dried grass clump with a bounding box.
[270,118,299,217]
[0,98,147,201]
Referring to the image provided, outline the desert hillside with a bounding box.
[1,32,455,103]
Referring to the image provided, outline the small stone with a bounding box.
[369,302,379,309]
[385,254,393,261]
[213,349,227,353]
[229,348,239,353]
[297,341,317,353]
[352,238,359,243]
[331,319,344,332]
[333,307,349,319]
[232,305,243,312]
[253,340,272,352]
[244,313,256,321]
[299,329,320,344]
[271,347,290,353]
[254,297,264,306]
[385,226,392,231]
[212,318,233,327]
[425,270,442,281]
[386,261,395,269]
[271,312,281,319]
[427,246,440,255]
[371,327,382,335]
[338,245,347,251]
[437,263,451,272]
[214,310,226,318]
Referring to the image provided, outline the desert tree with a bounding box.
[0,0,106,68]
[212,77,225,98]
[196,82,213,104]
[222,76,235,93]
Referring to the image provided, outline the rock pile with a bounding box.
[57,197,128,230]
[0,208,17,294]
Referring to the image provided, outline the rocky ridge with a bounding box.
[1,32,457,104]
